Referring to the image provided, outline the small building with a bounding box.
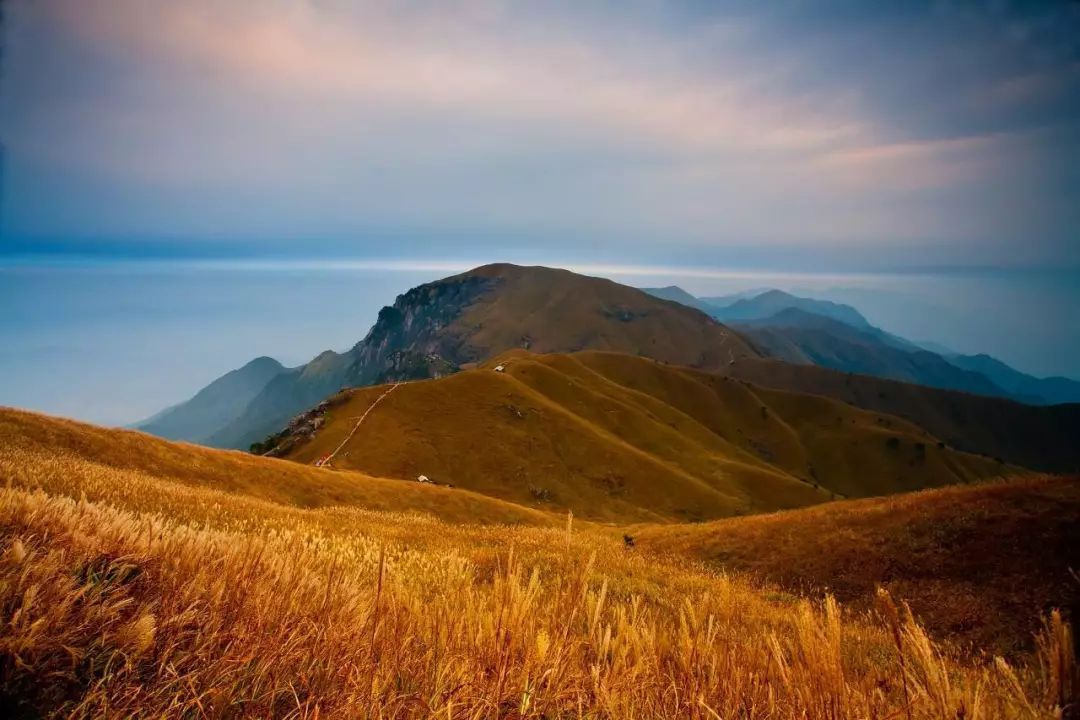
[494,364,506,373]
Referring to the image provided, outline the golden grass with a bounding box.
[285,351,1010,523]
[449,263,760,371]
[635,475,1080,656]
[0,408,555,527]
[0,409,1076,717]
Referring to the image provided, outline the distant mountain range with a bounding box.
[732,308,1005,398]
[713,289,873,330]
[136,356,287,444]
[946,352,1080,405]
[643,285,1080,406]
[139,264,757,450]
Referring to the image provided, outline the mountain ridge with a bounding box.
[725,357,1080,472]
[649,285,1080,405]
[134,356,288,443]
[274,350,1010,522]
[155,264,760,449]
[733,308,1010,398]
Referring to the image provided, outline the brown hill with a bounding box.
[635,475,1080,654]
[445,264,757,366]
[725,358,1080,472]
[279,351,1009,523]
[0,407,555,527]
[204,263,760,449]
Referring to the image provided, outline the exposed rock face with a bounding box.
[375,351,458,384]
[250,397,341,457]
[344,273,496,385]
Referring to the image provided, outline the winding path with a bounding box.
[322,382,401,467]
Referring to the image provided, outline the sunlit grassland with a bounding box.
[0,410,1076,718]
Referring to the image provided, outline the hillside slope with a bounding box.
[726,358,1080,472]
[134,356,287,442]
[277,351,1008,523]
[1,411,1066,717]
[948,352,1080,405]
[200,264,759,450]
[0,407,555,526]
[636,476,1080,654]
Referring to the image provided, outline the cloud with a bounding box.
[2,0,1076,265]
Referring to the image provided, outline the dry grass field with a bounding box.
[636,476,1080,656]
[0,407,1076,718]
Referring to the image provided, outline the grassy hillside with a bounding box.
[280,351,1010,523]
[636,476,1080,655]
[451,264,758,369]
[0,408,555,526]
[726,358,1080,472]
[0,408,1073,717]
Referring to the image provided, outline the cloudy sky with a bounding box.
[2,0,1078,269]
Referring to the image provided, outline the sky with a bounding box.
[1,1,1079,423]
[2,0,1078,268]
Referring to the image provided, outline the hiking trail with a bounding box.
[322,382,401,466]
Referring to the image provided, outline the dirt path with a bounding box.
[322,382,401,466]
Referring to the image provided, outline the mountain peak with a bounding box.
[184,265,761,449]
[639,285,716,314]
[716,290,870,329]
[244,356,285,371]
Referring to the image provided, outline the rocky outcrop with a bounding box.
[344,273,496,384]
[375,351,458,384]
[249,395,344,457]
[210,273,499,450]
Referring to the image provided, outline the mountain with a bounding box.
[947,353,1080,405]
[640,285,719,314]
[653,289,1064,404]
[734,308,1008,397]
[271,350,1008,523]
[725,358,1080,472]
[165,264,760,449]
[711,289,872,329]
[697,288,773,308]
[134,356,287,443]
[917,339,957,355]
[660,284,924,351]
[637,475,1080,654]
